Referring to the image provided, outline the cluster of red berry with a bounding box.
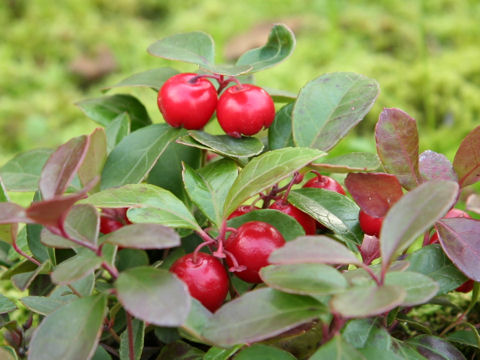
[157,73,275,138]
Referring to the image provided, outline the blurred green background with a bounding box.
[1,0,480,165]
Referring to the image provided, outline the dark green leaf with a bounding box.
[105,113,131,153]
[78,128,107,192]
[235,344,296,360]
[236,24,295,73]
[447,330,480,349]
[268,103,294,150]
[105,67,179,91]
[156,341,204,360]
[101,124,181,189]
[408,335,466,360]
[154,327,180,344]
[20,296,67,316]
[311,152,381,173]
[115,249,149,272]
[288,188,363,246]
[119,319,145,360]
[76,94,151,131]
[453,125,480,187]
[27,222,51,264]
[342,319,376,348]
[203,345,242,360]
[0,294,16,314]
[385,271,438,306]
[227,209,305,242]
[116,266,191,326]
[28,295,107,360]
[293,72,379,151]
[380,180,458,269]
[11,261,50,291]
[202,288,324,347]
[260,263,347,295]
[101,223,180,249]
[0,148,53,192]
[310,334,366,360]
[51,250,103,285]
[92,346,112,360]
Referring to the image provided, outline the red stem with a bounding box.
[126,312,135,360]
[12,238,41,266]
[358,263,382,286]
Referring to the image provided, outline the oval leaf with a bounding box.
[21,296,68,316]
[101,223,180,249]
[202,288,324,347]
[380,180,459,268]
[293,72,379,151]
[28,294,107,360]
[224,147,325,217]
[268,103,294,150]
[116,266,191,327]
[51,251,103,285]
[104,67,179,92]
[311,152,381,173]
[234,344,296,360]
[310,335,366,360]
[419,150,457,182]
[408,335,466,360]
[375,108,421,190]
[78,128,107,192]
[453,125,480,187]
[345,172,403,217]
[385,271,439,306]
[0,294,16,314]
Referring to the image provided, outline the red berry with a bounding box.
[303,174,346,195]
[359,210,383,237]
[99,207,131,234]
[429,208,471,244]
[170,253,229,312]
[157,73,217,130]
[217,84,275,138]
[269,200,316,235]
[227,205,260,220]
[100,217,124,234]
[456,279,475,293]
[225,221,285,283]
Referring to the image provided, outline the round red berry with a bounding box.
[157,73,217,130]
[100,217,124,234]
[170,253,229,312]
[456,279,475,293]
[269,200,316,235]
[359,210,383,238]
[99,207,131,234]
[217,84,275,138]
[303,174,346,195]
[225,221,285,283]
[429,208,471,244]
[227,205,260,220]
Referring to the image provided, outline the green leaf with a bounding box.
[235,344,296,360]
[331,285,406,318]
[311,152,381,173]
[269,235,361,265]
[0,347,17,360]
[27,222,51,264]
[105,112,131,153]
[183,159,238,226]
[292,72,379,151]
[50,275,95,300]
[202,64,253,76]
[0,294,16,314]
[148,31,215,67]
[157,341,204,360]
[20,296,68,315]
[203,345,242,360]
[92,346,112,360]
[224,147,325,217]
[358,347,403,360]
[78,128,107,192]
[76,94,151,131]
[380,180,458,269]
[181,298,212,343]
[116,249,149,272]
[310,334,366,360]
[288,188,363,246]
[0,148,53,192]
[236,24,295,73]
[180,130,264,158]
[104,67,179,92]
[116,266,191,326]
[51,250,103,285]
[342,319,376,348]
[407,245,468,295]
[83,184,200,230]
[12,261,50,291]
[268,103,294,150]
[101,223,180,249]
[260,263,347,295]
[227,209,305,241]
[447,330,480,349]
[119,319,145,360]
[28,294,107,360]
[202,288,324,347]
[101,124,181,190]
[408,335,466,360]
[385,271,439,306]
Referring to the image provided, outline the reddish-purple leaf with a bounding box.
[359,235,380,265]
[78,128,107,193]
[375,108,421,190]
[419,150,457,183]
[345,172,403,217]
[436,217,480,281]
[0,203,29,225]
[39,135,89,200]
[453,125,480,187]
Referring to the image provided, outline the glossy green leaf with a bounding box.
[105,112,130,153]
[203,345,242,360]
[116,266,191,326]
[331,285,406,318]
[380,180,458,269]
[236,24,295,73]
[148,31,214,67]
[310,335,366,360]
[0,148,53,192]
[419,150,457,182]
[224,147,325,217]
[119,319,144,360]
[101,223,180,249]
[227,209,305,241]
[182,130,264,158]
[375,108,421,190]
[268,103,294,150]
[311,152,381,173]
[183,159,238,226]
[39,135,88,199]
[235,344,296,360]
[453,125,480,187]
[293,72,379,151]
[76,94,151,131]
[408,335,466,360]
[20,296,68,316]
[28,294,107,360]
[407,245,467,295]
[447,330,480,349]
[385,271,438,306]
[260,263,347,295]
[78,128,107,192]
[288,188,363,246]
[269,235,361,265]
[0,294,16,314]
[101,124,181,189]
[202,64,253,76]
[105,67,179,91]
[202,288,324,347]
[51,250,102,285]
